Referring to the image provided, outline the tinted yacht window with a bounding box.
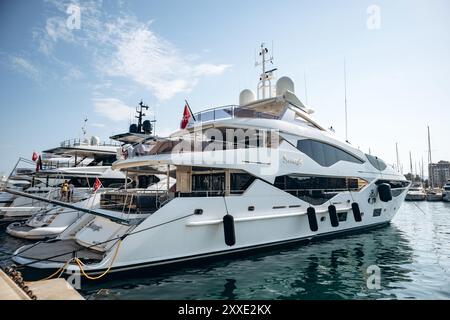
[230,173,255,194]
[274,175,365,205]
[297,139,363,167]
[366,154,387,171]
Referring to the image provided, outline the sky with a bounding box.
[0,0,449,176]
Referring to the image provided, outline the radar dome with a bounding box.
[90,136,100,146]
[276,77,295,96]
[239,89,255,106]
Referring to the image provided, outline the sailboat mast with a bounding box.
[421,157,424,184]
[304,71,308,105]
[344,59,348,142]
[396,143,400,173]
[409,151,413,182]
[428,125,433,188]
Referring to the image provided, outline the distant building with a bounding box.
[428,161,450,187]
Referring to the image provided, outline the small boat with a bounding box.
[426,188,442,201]
[405,184,426,201]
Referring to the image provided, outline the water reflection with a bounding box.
[77,222,414,300]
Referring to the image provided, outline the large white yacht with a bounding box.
[12,46,409,275]
[5,106,167,239]
[0,137,124,222]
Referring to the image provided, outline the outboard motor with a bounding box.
[378,183,392,202]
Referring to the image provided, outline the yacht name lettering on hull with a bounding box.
[282,155,303,166]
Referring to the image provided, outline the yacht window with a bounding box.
[138,175,161,189]
[338,212,347,222]
[366,154,387,171]
[191,173,225,196]
[297,139,363,167]
[373,209,382,217]
[230,173,255,194]
[69,178,126,188]
[274,175,366,205]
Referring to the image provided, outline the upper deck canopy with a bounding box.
[185,91,325,131]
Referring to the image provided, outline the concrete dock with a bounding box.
[0,269,84,300]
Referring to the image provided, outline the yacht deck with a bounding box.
[17,239,104,263]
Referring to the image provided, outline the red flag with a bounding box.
[93,178,102,192]
[32,151,38,162]
[180,103,191,129]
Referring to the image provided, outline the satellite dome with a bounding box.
[239,89,256,106]
[90,136,100,146]
[276,76,295,96]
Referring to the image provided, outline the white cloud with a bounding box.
[98,22,231,100]
[93,98,135,122]
[91,122,105,128]
[32,1,231,101]
[9,56,41,81]
[63,64,83,81]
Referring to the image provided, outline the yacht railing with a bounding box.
[187,105,279,127]
[40,160,91,169]
[60,138,121,148]
[175,190,245,197]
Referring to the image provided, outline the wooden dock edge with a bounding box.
[0,270,84,300]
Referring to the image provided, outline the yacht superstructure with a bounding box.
[11,45,409,275]
[5,105,166,239]
[1,137,124,222]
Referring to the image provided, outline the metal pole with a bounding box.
[166,165,170,192]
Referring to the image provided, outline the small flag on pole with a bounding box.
[93,177,102,192]
[32,151,38,162]
[180,100,195,129]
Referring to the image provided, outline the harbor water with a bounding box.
[1,201,449,300]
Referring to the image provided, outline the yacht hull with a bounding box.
[14,221,391,275]
[13,180,406,274]
[443,193,450,202]
[405,194,426,201]
[426,194,442,201]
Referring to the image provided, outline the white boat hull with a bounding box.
[13,180,407,273]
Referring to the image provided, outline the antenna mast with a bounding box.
[136,100,149,133]
[256,43,276,99]
[82,117,88,138]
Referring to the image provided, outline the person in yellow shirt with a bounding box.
[60,180,69,201]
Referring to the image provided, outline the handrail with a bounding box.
[187,105,279,128]
[59,138,121,148]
